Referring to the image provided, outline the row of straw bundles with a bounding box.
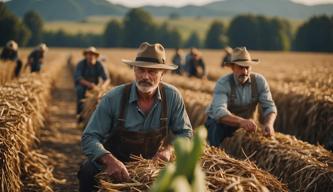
[271,81,333,146]
[0,74,59,192]
[0,61,16,85]
[97,146,287,191]
[222,129,333,192]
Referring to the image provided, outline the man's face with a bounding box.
[231,64,251,84]
[85,52,98,65]
[134,66,164,94]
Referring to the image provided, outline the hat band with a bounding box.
[232,59,258,62]
[136,57,165,64]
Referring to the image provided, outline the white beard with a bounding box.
[135,81,158,94]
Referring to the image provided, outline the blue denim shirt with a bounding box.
[73,59,109,86]
[81,82,193,161]
[206,72,277,120]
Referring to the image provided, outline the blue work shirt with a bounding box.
[73,59,109,86]
[81,82,193,161]
[206,72,277,120]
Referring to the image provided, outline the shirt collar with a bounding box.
[232,73,251,86]
[129,81,162,103]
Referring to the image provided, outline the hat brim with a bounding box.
[225,59,259,67]
[122,59,178,70]
[83,51,100,57]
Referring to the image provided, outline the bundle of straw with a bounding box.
[0,60,16,85]
[222,130,333,191]
[97,146,287,192]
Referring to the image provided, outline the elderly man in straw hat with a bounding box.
[26,43,48,73]
[78,42,193,191]
[205,47,277,147]
[73,46,110,122]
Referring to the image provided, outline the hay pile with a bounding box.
[97,146,287,192]
[222,130,333,191]
[0,61,16,85]
[0,74,62,192]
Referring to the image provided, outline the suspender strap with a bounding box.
[118,83,132,128]
[159,83,168,136]
[229,74,237,106]
[250,74,257,101]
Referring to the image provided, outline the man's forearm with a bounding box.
[264,112,276,126]
[218,114,244,127]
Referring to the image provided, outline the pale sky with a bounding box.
[108,0,333,7]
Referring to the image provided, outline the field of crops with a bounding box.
[1,48,332,191]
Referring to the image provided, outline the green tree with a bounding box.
[185,31,201,48]
[205,20,226,49]
[156,22,182,48]
[23,10,44,46]
[104,19,123,47]
[293,15,333,52]
[123,8,156,47]
[0,2,30,46]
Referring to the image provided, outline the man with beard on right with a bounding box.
[205,47,277,147]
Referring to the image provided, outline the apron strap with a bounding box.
[159,83,168,136]
[250,74,258,102]
[228,74,237,106]
[118,83,132,128]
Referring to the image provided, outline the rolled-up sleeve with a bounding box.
[169,90,193,139]
[257,75,277,117]
[81,96,113,161]
[210,79,232,120]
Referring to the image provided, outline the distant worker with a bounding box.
[0,40,23,77]
[26,43,48,73]
[221,46,233,68]
[205,47,277,146]
[186,48,206,78]
[171,48,184,75]
[73,46,110,122]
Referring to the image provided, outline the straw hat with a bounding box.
[225,47,259,67]
[122,42,177,70]
[6,40,18,51]
[39,43,48,51]
[224,46,233,54]
[83,46,100,57]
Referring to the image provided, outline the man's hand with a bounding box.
[100,153,130,182]
[239,119,257,132]
[262,124,275,137]
[153,146,172,161]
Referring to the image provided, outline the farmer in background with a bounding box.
[205,47,277,147]
[171,48,183,75]
[0,40,23,77]
[26,43,48,73]
[220,46,233,68]
[186,48,207,78]
[73,46,109,123]
[78,42,193,192]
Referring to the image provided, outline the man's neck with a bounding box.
[137,88,157,101]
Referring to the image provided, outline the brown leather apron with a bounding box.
[228,74,258,119]
[103,83,168,162]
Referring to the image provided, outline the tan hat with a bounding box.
[122,42,177,70]
[39,43,48,51]
[225,47,259,67]
[83,46,99,57]
[224,46,233,54]
[6,40,18,51]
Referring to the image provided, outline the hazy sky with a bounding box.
[108,0,333,7]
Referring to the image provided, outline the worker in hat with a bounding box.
[78,42,193,192]
[26,43,48,73]
[73,46,110,122]
[0,40,23,77]
[205,47,277,147]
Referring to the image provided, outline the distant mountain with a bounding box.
[6,0,127,20]
[5,0,333,20]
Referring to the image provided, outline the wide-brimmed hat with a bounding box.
[38,43,48,51]
[225,47,259,67]
[224,46,233,54]
[83,46,99,57]
[122,42,177,70]
[6,40,18,51]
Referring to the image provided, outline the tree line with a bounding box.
[1,3,332,52]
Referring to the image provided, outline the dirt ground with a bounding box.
[38,66,84,191]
